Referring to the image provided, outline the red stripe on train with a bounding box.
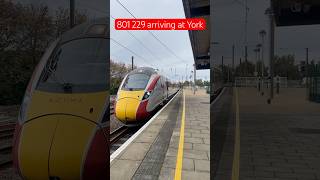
[82,128,109,179]
[147,75,160,91]
[136,100,149,120]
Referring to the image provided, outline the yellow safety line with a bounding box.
[232,88,240,180]
[174,91,186,180]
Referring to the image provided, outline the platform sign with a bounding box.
[195,56,210,70]
[273,0,320,26]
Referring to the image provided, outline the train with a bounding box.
[12,18,109,179]
[115,67,178,125]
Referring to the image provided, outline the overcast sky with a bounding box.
[213,0,320,67]
[110,0,210,82]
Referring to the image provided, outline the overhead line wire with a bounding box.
[110,38,154,67]
[115,0,189,64]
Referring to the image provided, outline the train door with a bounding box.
[153,78,162,107]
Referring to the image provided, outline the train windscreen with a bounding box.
[36,38,107,93]
[122,73,150,91]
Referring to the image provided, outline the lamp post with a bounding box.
[265,7,275,103]
[259,30,266,79]
[70,0,75,28]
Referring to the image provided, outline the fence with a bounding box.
[309,66,320,103]
[235,77,288,88]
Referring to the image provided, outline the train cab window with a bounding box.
[122,73,150,91]
[36,38,107,93]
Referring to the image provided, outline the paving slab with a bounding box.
[159,88,210,179]
[110,90,182,179]
[212,87,320,180]
[110,88,210,179]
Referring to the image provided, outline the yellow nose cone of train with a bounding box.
[115,90,144,122]
[18,115,95,179]
[18,117,58,179]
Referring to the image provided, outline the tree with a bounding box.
[195,79,204,87]
[203,80,210,86]
[274,55,300,80]
[235,61,255,77]
[0,1,88,105]
[110,60,133,94]
[54,7,87,38]
[183,81,190,86]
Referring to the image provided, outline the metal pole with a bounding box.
[257,48,261,91]
[259,30,266,93]
[175,68,177,83]
[239,58,242,76]
[261,34,265,78]
[306,48,309,99]
[131,56,134,70]
[254,49,258,75]
[222,56,224,82]
[268,7,275,102]
[232,45,235,82]
[185,64,188,83]
[194,64,196,94]
[245,45,248,76]
[261,39,264,92]
[227,64,230,83]
[70,0,75,28]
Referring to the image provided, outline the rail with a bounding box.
[110,126,129,145]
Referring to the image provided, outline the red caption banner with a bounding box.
[115,18,206,30]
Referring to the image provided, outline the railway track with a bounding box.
[0,116,16,169]
[110,126,129,144]
[109,126,138,155]
[109,89,180,155]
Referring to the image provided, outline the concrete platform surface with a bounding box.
[212,87,320,180]
[110,88,210,180]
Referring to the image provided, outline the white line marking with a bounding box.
[212,87,226,105]
[110,90,181,163]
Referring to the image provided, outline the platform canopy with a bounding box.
[272,0,320,26]
[182,0,210,70]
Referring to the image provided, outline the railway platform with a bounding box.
[212,87,320,180]
[110,88,210,180]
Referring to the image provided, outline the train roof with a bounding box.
[60,18,108,44]
[129,67,158,76]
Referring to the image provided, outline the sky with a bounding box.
[213,0,320,68]
[110,0,210,82]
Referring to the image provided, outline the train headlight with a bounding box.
[142,91,152,100]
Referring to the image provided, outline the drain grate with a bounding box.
[289,128,320,134]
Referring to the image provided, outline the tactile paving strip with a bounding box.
[132,95,182,179]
